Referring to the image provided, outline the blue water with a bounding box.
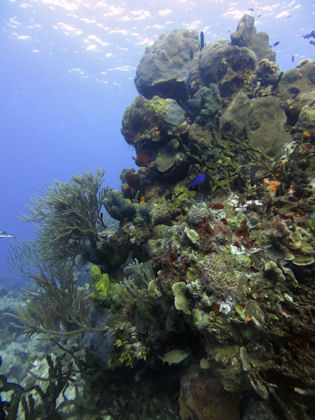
[0,0,314,284]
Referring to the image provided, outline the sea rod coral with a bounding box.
[21,168,108,265]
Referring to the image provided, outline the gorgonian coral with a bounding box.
[21,168,108,264]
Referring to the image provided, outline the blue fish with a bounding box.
[288,87,300,95]
[188,174,206,189]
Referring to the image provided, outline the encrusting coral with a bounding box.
[200,252,243,300]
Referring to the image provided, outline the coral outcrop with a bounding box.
[135,29,200,102]
[231,14,275,62]
[199,41,256,97]
[5,14,314,420]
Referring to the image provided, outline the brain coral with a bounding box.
[201,252,241,299]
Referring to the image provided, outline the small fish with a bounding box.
[288,87,300,95]
[257,14,262,18]
[302,33,312,39]
[188,174,206,189]
[159,349,189,365]
[272,41,280,47]
[310,39,315,46]
[0,229,13,238]
[248,8,254,12]
[294,387,313,396]
[200,31,205,50]
[291,55,295,63]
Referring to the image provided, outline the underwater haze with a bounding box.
[0,1,315,418]
[0,0,314,283]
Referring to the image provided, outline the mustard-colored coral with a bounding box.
[89,265,113,303]
[90,265,102,282]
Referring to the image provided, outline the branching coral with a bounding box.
[0,354,75,419]
[6,255,106,337]
[111,259,155,309]
[108,258,171,346]
[7,239,46,276]
[20,168,108,264]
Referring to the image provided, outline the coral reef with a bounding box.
[6,14,315,420]
[230,14,275,62]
